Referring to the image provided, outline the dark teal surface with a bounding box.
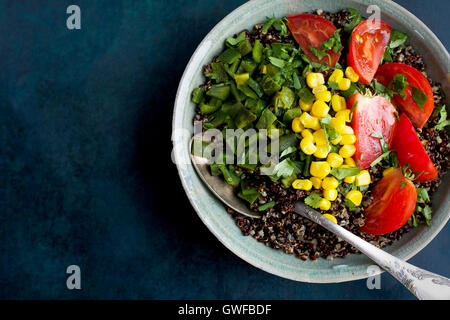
[0,0,448,299]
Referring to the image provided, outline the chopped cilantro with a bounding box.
[330,167,361,180]
[304,192,323,209]
[434,105,450,131]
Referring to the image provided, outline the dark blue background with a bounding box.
[0,0,448,299]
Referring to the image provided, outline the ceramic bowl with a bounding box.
[172,0,450,283]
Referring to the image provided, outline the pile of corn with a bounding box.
[290,67,371,216]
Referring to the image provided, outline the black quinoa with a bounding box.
[195,9,449,260]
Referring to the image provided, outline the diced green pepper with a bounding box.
[234,108,257,129]
[229,82,244,102]
[256,107,277,129]
[191,88,204,104]
[281,174,297,189]
[260,75,281,96]
[235,73,249,87]
[237,59,258,75]
[283,107,302,124]
[203,110,227,128]
[219,164,240,186]
[219,48,242,64]
[247,78,264,98]
[245,99,266,117]
[222,101,243,118]
[273,86,295,110]
[297,87,315,104]
[252,39,263,63]
[206,84,230,101]
[199,101,221,114]
[237,84,259,100]
[237,40,252,56]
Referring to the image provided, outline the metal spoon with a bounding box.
[189,135,450,300]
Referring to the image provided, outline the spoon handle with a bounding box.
[295,202,450,300]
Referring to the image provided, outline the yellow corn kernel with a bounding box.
[299,99,313,111]
[338,78,351,91]
[323,188,338,201]
[331,94,346,112]
[328,69,344,84]
[383,167,395,176]
[327,153,344,168]
[345,66,360,83]
[330,134,342,145]
[319,198,331,211]
[235,73,249,86]
[300,112,321,130]
[315,90,332,102]
[344,175,356,183]
[339,144,356,158]
[345,157,356,166]
[310,161,331,179]
[312,84,327,94]
[291,117,304,133]
[314,144,330,159]
[345,190,363,206]
[322,213,337,224]
[341,134,357,145]
[322,176,339,190]
[311,100,330,118]
[301,129,314,141]
[335,109,351,122]
[313,129,327,146]
[306,72,325,88]
[261,65,267,74]
[331,117,346,134]
[355,170,371,186]
[292,179,313,191]
[341,125,354,135]
[310,177,322,189]
[300,138,317,155]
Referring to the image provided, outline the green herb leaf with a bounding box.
[274,158,302,178]
[411,86,428,111]
[225,31,246,47]
[304,192,323,209]
[262,17,276,34]
[258,201,276,211]
[320,29,344,53]
[343,8,364,33]
[344,198,357,210]
[416,187,430,203]
[370,150,391,167]
[389,30,408,48]
[308,46,331,65]
[434,105,450,131]
[268,56,285,68]
[330,167,362,180]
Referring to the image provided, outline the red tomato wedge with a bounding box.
[391,113,438,182]
[375,63,434,129]
[286,13,340,66]
[360,168,417,235]
[347,93,398,169]
[347,20,392,84]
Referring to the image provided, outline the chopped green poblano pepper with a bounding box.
[256,107,277,129]
[283,108,302,124]
[247,78,264,98]
[235,73,249,87]
[273,86,295,110]
[237,59,258,75]
[297,87,315,104]
[191,88,204,104]
[252,39,263,63]
[237,84,259,100]
[260,75,281,96]
[237,40,252,56]
[219,48,242,64]
[199,101,221,115]
[234,108,257,129]
[206,84,231,101]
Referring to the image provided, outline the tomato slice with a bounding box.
[375,63,434,129]
[347,93,398,169]
[391,113,438,182]
[347,20,392,84]
[286,13,340,66]
[360,168,417,235]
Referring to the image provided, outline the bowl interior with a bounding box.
[172,0,450,283]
